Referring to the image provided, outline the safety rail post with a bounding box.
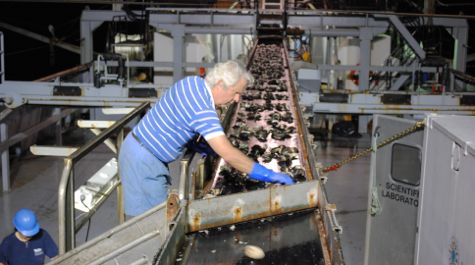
[58,102,149,254]
[116,128,125,224]
[178,152,193,201]
[1,123,10,192]
[58,159,74,252]
[0,32,4,84]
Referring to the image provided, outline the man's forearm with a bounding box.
[221,147,254,173]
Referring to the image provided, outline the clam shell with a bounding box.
[244,245,265,260]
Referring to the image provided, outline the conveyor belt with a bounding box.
[177,40,330,264]
[207,41,311,197]
[175,210,324,265]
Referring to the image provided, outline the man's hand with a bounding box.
[248,163,295,185]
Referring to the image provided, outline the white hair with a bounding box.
[205,60,254,89]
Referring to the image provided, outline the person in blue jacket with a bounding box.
[0,208,58,265]
[119,60,295,217]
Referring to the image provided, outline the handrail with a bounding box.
[58,102,150,254]
[69,103,148,163]
[0,32,4,84]
[34,62,92,82]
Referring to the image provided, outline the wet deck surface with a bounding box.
[177,210,324,265]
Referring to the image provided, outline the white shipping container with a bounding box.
[415,115,475,265]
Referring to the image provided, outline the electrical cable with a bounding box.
[122,5,146,21]
[79,194,92,242]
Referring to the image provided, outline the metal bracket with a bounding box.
[369,186,382,216]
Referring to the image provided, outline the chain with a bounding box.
[322,119,426,173]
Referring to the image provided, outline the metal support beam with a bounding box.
[359,27,372,90]
[79,20,101,82]
[311,94,475,115]
[30,145,78,156]
[148,9,256,27]
[287,13,389,28]
[77,120,116,129]
[79,19,101,64]
[316,64,438,73]
[0,81,156,108]
[148,23,186,81]
[81,10,128,22]
[431,17,468,27]
[324,36,332,87]
[390,74,411,91]
[452,27,468,72]
[158,25,186,82]
[379,15,426,60]
[212,34,219,63]
[146,10,256,82]
[308,28,360,37]
[106,60,216,68]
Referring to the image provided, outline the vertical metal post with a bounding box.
[171,26,185,82]
[0,32,4,84]
[1,123,10,192]
[191,157,205,200]
[197,158,205,192]
[67,168,75,250]
[54,108,63,146]
[359,27,372,91]
[363,124,380,264]
[212,34,219,63]
[117,128,125,224]
[80,11,102,83]
[452,27,468,72]
[423,0,435,14]
[80,20,94,83]
[226,35,232,61]
[325,37,332,86]
[449,72,455,92]
[58,159,75,254]
[178,155,191,200]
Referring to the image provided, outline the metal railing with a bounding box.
[58,102,149,254]
[1,32,4,84]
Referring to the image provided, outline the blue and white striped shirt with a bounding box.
[132,76,224,162]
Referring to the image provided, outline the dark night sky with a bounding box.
[1,2,475,81]
[0,3,109,81]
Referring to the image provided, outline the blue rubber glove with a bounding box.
[249,163,295,185]
[187,140,217,157]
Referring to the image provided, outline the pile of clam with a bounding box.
[213,44,307,195]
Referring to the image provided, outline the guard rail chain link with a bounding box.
[322,119,426,173]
